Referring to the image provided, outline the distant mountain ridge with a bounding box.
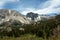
[26,12,55,21]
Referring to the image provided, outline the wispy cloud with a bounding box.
[0,0,21,9]
[0,0,20,9]
[36,0,60,14]
[21,0,60,15]
[0,1,5,9]
[0,0,60,15]
[0,0,20,2]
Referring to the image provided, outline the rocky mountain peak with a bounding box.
[0,9,31,24]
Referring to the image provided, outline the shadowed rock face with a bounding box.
[0,9,31,24]
[26,12,38,20]
[26,12,42,22]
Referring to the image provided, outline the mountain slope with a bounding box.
[0,9,30,24]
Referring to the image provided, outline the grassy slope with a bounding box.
[0,34,60,40]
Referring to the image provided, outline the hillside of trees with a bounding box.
[0,14,60,40]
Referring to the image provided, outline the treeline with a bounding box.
[0,14,60,39]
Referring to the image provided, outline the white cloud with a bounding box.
[36,0,60,14]
[21,8,36,15]
[0,2,4,6]
[21,0,60,15]
[38,1,51,9]
[0,0,20,9]
[0,0,60,15]
[0,0,20,2]
[0,1,5,9]
[50,0,60,8]
[7,0,20,2]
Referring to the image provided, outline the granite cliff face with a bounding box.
[26,12,41,22]
[0,9,30,24]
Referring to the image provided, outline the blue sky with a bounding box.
[0,0,60,15]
